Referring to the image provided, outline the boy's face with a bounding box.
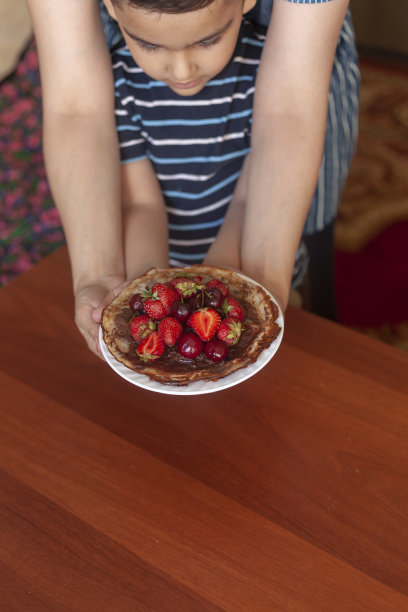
[105,0,256,96]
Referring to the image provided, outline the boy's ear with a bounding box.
[103,0,118,22]
[243,0,257,14]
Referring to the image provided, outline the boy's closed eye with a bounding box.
[138,42,160,53]
[137,36,222,53]
[198,36,222,48]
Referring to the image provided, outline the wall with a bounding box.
[351,0,408,56]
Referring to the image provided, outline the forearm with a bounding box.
[205,112,324,306]
[123,199,169,280]
[204,157,249,270]
[120,159,169,279]
[242,110,325,309]
[43,112,125,293]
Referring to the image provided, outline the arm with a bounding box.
[26,0,125,355]
[120,158,170,279]
[204,156,250,271]
[242,0,350,310]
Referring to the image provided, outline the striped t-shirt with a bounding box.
[112,19,265,266]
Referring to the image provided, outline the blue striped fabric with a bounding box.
[304,9,360,234]
[99,1,122,49]
[112,20,266,266]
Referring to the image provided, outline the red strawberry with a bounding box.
[151,283,179,311]
[158,317,183,347]
[222,296,245,321]
[216,317,243,346]
[206,279,229,299]
[129,314,156,344]
[170,276,202,299]
[136,331,165,362]
[189,308,221,341]
[143,297,168,320]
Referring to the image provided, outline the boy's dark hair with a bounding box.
[112,0,218,13]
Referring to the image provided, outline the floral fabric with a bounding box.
[0,40,64,286]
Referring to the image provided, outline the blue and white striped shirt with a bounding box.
[112,19,266,266]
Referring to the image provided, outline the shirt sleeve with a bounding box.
[112,50,147,164]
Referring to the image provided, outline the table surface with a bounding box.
[1,248,408,611]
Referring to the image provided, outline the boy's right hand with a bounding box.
[75,275,127,358]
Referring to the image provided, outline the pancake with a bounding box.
[101,265,282,386]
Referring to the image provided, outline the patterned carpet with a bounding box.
[1,40,407,350]
[0,39,64,286]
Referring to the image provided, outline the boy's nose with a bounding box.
[168,51,195,82]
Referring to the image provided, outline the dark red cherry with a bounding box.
[188,290,205,310]
[204,287,223,309]
[177,331,203,359]
[129,292,144,313]
[204,339,229,362]
[170,300,192,324]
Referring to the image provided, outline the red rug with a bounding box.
[336,219,408,327]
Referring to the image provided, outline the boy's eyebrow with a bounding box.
[122,19,233,47]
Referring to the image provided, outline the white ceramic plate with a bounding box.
[99,277,284,395]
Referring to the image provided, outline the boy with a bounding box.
[103,0,277,279]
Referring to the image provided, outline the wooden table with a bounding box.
[1,248,408,611]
